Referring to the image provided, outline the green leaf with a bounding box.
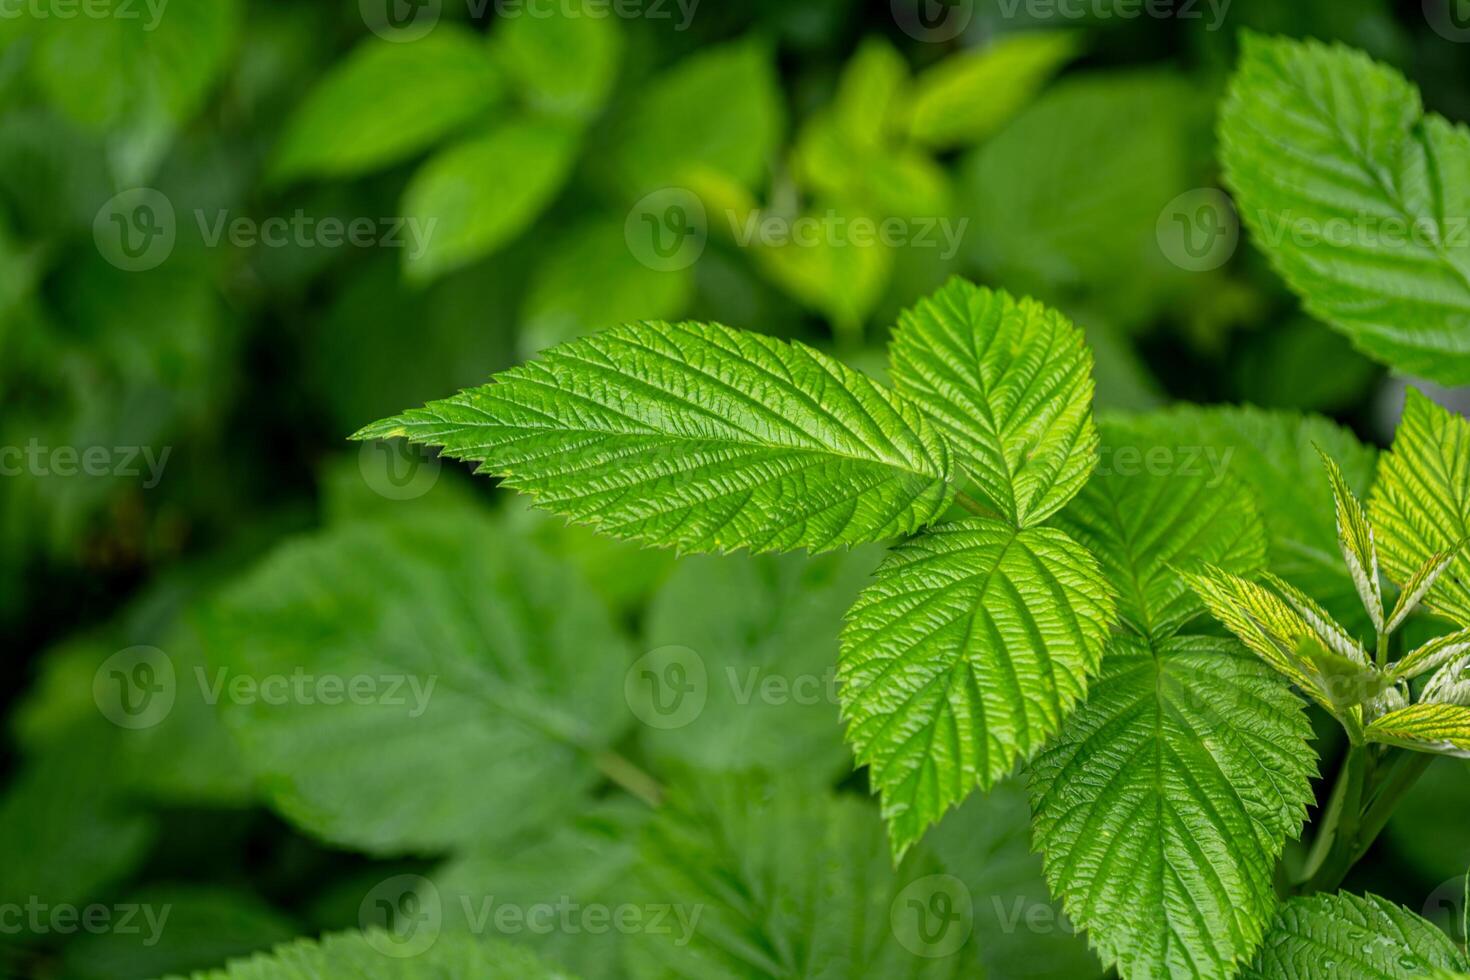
[31,0,238,134]
[355,320,955,555]
[889,279,1099,527]
[205,507,632,855]
[492,0,622,122]
[432,802,645,980]
[1387,548,1460,632]
[610,39,782,196]
[1030,634,1316,980]
[167,930,571,980]
[1365,703,1470,756]
[1371,389,1470,628]
[1319,449,1385,630]
[1055,420,1266,638]
[1241,891,1469,979]
[270,29,504,182]
[520,216,694,356]
[903,31,1081,150]
[1220,34,1470,384]
[927,781,1103,979]
[639,550,875,783]
[1182,564,1327,701]
[839,518,1114,858]
[625,773,984,977]
[62,885,296,980]
[402,119,579,283]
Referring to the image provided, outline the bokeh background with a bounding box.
[3,0,1470,977]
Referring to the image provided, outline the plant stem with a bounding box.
[1295,746,1433,894]
[594,750,664,808]
[1375,628,1391,668]
[954,491,1001,520]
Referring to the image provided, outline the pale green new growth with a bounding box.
[1241,892,1470,979]
[1319,450,1384,631]
[1371,389,1470,628]
[356,320,955,555]
[1365,703,1470,757]
[890,279,1098,527]
[839,519,1113,858]
[1220,34,1470,384]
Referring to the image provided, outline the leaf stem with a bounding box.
[594,750,664,808]
[954,491,1001,520]
[1375,628,1391,668]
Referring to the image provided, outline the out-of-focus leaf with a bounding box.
[625,773,984,977]
[903,31,1080,150]
[168,930,569,979]
[402,119,578,283]
[271,29,503,183]
[492,0,622,122]
[61,885,297,980]
[610,39,782,196]
[639,549,876,783]
[520,216,693,355]
[205,506,632,855]
[1232,319,1379,413]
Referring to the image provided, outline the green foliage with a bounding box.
[1221,34,1470,384]
[1241,892,1470,979]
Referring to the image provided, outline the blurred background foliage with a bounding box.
[1,0,1468,977]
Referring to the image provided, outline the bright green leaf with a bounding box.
[402,119,579,283]
[839,518,1114,858]
[1220,33,1470,384]
[889,279,1099,526]
[271,29,504,182]
[355,320,956,555]
[1319,449,1385,630]
[1031,634,1316,980]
